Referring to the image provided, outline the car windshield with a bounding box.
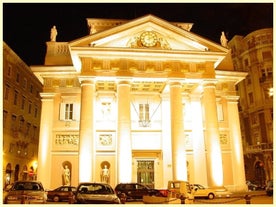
[13,182,42,191]
[79,184,113,195]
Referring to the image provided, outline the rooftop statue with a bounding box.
[220,31,228,48]
[50,25,58,42]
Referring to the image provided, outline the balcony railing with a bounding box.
[244,143,273,154]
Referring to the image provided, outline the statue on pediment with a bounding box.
[50,25,58,42]
[220,31,228,48]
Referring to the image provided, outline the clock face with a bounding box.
[140,31,158,47]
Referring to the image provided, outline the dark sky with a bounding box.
[3,3,273,65]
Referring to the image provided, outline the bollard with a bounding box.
[244,194,251,204]
[120,193,126,204]
[180,195,185,204]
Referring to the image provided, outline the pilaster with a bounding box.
[78,77,95,182]
[37,93,55,189]
[169,81,187,181]
[117,80,132,183]
[202,81,223,187]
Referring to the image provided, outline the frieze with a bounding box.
[84,58,206,74]
[55,134,79,146]
[44,78,80,88]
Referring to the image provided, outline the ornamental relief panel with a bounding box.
[54,134,79,147]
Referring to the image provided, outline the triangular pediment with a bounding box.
[69,14,226,53]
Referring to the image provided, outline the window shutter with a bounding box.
[73,103,80,121]
[59,103,65,120]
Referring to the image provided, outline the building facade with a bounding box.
[228,28,273,187]
[31,15,248,192]
[3,42,43,186]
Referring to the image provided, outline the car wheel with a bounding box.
[53,195,60,202]
[208,193,215,199]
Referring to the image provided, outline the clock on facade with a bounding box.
[140,31,158,47]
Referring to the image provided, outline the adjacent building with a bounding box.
[31,14,248,192]
[228,28,273,187]
[3,42,43,186]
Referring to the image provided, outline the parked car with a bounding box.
[46,185,76,202]
[246,180,264,191]
[4,181,47,204]
[115,183,163,200]
[266,180,273,196]
[167,180,192,198]
[74,182,121,204]
[190,184,216,199]
[191,184,232,199]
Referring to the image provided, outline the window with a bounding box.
[139,103,150,127]
[59,103,80,121]
[16,73,20,83]
[34,107,38,118]
[3,110,8,128]
[23,78,27,89]
[28,102,32,114]
[7,65,12,77]
[21,96,26,110]
[14,90,18,105]
[30,84,33,94]
[248,92,254,104]
[262,51,272,60]
[4,85,10,100]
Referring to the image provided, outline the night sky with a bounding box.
[3,3,273,65]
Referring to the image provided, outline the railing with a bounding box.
[245,143,273,154]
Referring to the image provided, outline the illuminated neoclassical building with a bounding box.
[31,14,248,192]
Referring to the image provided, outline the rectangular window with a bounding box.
[21,96,26,110]
[65,103,73,120]
[30,84,33,93]
[4,85,10,100]
[28,101,32,114]
[16,72,20,83]
[59,103,80,121]
[23,78,27,89]
[248,92,254,104]
[3,110,8,128]
[34,107,38,118]
[262,51,272,60]
[139,103,150,127]
[14,90,18,105]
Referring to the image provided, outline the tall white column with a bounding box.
[190,94,207,185]
[169,81,187,181]
[202,81,223,187]
[117,80,132,183]
[226,96,247,191]
[78,78,95,182]
[37,93,55,189]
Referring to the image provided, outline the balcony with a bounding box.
[244,143,273,154]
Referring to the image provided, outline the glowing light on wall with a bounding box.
[79,147,93,182]
[210,143,223,186]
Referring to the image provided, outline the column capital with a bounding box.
[224,95,240,102]
[78,76,95,86]
[116,78,132,86]
[40,92,56,99]
[202,79,218,88]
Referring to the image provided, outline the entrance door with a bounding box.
[137,160,154,188]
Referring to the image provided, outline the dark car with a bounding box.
[266,180,273,196]
[115,183,163,200]
[46,186,76,202]
[4,181,47,204]
[74,182,121,204]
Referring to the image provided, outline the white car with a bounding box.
[191,184,232,199]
